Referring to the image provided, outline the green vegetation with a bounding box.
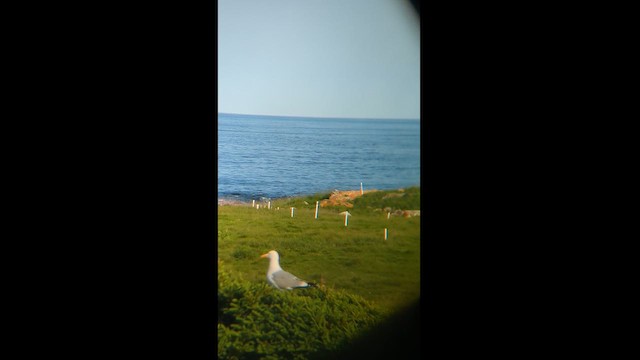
[276,192,333,209]
[351,186,420,214]
[218,260,384,359]
[218,187,420,359]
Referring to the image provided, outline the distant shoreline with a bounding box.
[218,186,419,207]
[217,196,293,206]
[217,198,251,206]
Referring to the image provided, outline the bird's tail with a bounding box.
[293,282,317,289]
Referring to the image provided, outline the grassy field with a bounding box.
[218,187,420,313]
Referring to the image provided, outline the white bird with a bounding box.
[260,250,315,290]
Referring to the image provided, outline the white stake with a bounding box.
[344,212,350,226]
[268,201,271,209]
[315,201,319,219]
[291,207,295,217]
[256,204,260,209]
[384,228,388,240]
[360,182,363,195]
[387,212,390,219]
[252,200,255,208]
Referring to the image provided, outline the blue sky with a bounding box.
[218,0,420,119]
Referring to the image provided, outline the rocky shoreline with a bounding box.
[217,198,251,206]
[217,189,370,207]
[219,188,418,213]
[218,189,420,217]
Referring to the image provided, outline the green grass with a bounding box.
[218,187,420,313]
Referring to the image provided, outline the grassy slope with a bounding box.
[218,187,420,312]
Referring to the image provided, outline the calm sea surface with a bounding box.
[218,113,420,202]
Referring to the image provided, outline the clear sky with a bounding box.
[218,0,420,119]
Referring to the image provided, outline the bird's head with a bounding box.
[260,250,279,260]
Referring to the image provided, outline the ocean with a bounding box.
[218,113,420,202]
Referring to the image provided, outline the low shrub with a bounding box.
[351,186,420,213]
[218,260,384,359]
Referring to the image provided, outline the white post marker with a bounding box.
[268,201,271,210]
[291,207,295,218]
[252,200,255,208]
[384,228,388,240]
[387,212,390,219]
[315,201,319,219]
[360,182,363,195]
[256,204,260,209]
[344,211,350,226]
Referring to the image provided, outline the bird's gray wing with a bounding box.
[270,270,309,289]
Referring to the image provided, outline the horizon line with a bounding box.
[218,112,420,121]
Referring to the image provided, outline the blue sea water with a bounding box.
[218,113,420,202]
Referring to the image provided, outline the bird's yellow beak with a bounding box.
[260,253,268,259]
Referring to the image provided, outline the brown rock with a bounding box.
[402,210,421,218]
[319,189,378,208]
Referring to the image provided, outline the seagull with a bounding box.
[260,250,316,290]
